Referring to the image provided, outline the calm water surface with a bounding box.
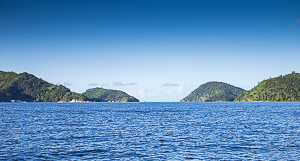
[1,102,300,160]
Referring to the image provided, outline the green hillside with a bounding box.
[181,82,246,102]
[83,87,139,102]
[0,71,86,102]
[235,72,300,102]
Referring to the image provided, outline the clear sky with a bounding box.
[0,0,299,102]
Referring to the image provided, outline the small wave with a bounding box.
[68,149,108,157]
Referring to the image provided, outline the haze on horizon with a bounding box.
[0,0,299,102]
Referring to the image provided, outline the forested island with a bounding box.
[83,87,139,102]
[181,82,246,102]
[234,72,300,102]
[1,70,300,102]
[0,71,86,102]
[0,71,138,102]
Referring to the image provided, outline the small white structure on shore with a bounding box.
[11,100,23,103]
[70,99,83,103]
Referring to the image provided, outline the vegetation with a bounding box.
[181,82,246,102]
[0,71,86,102]
[235,72,300,102]
[4,70,299,103]
[83,87,139,102]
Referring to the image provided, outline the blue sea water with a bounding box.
[0,102,300,160]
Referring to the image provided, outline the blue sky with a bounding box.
[0,0,299,102]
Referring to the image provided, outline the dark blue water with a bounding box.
[1,102,300,160]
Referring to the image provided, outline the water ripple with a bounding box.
[1,102,300,160]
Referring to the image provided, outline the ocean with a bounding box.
[1,102,300,160]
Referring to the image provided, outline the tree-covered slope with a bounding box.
[83,87,139,102]
[0,71,86,102]
[235,72,300,102]
[181,82,246,102]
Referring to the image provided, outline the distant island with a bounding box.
[234,72,300,102]
[0,71,138,102]
[1,70,300,102]
[181,82,246,102]
[0,71,86,102]
[83,87,139,102]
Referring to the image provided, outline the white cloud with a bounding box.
[112,81,138,86]
[138,89,146,98]
[63,82,73,86]
[126,88,146,99]
[177,86,184,92]
[126,82,139,85]
[112,81,123,86]
[165,86,185,95]
[88,83,98,86]
[122,86,191,102]
[162,82,180,86]
[147,89,162,97]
